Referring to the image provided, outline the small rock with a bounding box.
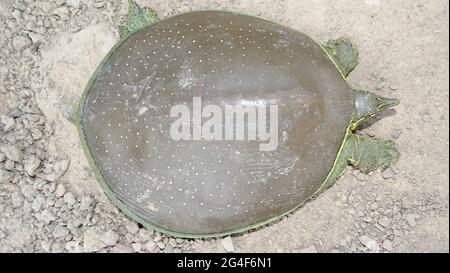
[24,155,41,176]
[153,234,162,242]
[109,244,133,253]
[65,241,83,253]
[375,79,385,90]
[63,192,76,205]
[391,129,402,139]
[126,221,139,234]
[12,35,32,50]
[0,152,5,162]
[83,227,106,252]
[405,214,417,227]
[99,230,119,246]
[51,242,65,253]
[4,160,14,170]
[145,241,156,252]
[220,236,235,252]
[298,245,318,253]
[0,144,23,162]
[0,169,14,183]
[47,159,70,181]
[0,115,15,132]
[378,216,391,227]
[53,6,70,20]
[11,191,24,208]
[382,168,395,179]
[421,112,432,122]
[156,241,166,249]
[131,243,142,252]
[41,241,52,252]
[79,195,94,211]
[382,240,393,252]
[36,209,57,225]
[358,235,380,253]
[80,166,91,179]
[55,183,66,197]
[53,224,70,238]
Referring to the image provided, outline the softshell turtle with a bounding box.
[76,1,399,237]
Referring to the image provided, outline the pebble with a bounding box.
[421,112,432,122]
[24,155,41,176]
[220,236,235,252]
[55,183,66,197]
[153,234,162,242]
[0,169,14,183]
[382,168,395,179]
[378,216,391,227]
[65,241,83,253]
[375,79,385,90]
[126,221,139,234]
[11,191,24,208]
[298,245,318,253]
[47,158,70,181]
[1,115,15,132]
[382,240,393,252]
[109,244,133,253]
[156,241,166,249]
[79,195,94,211]
[4,160,14,170]
[63,192,76,205]
[53,224,70,238]
[358,235,380,253]
[12,35,32,50]
[36,209,57,225]
[80,166,91,179]
[51,242,65,253]
[99,230,119,246]
[53,6,70,20]
[405,214,417,227]
[145,241,156,252]
[131,242,142,252]
[0,144,23,162]
[83,227,118,252]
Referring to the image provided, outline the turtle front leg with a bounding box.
[318,132,398,190]
[119,0,159,38]
[344,134,399,174]
[323,37,358,78]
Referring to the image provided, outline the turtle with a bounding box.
[75,1,400,238]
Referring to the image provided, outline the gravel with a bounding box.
[12,35,32,50]
[358,235,380,253]
[220,236,235,252]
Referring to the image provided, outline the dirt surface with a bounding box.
[0,0,448,253]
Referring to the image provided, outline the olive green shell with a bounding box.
[78,11,353,237]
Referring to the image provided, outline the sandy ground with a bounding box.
[0,0,448,253]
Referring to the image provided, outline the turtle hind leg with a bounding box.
[119,0,159,38]
[323,37,359,78]
[345,134,399,174]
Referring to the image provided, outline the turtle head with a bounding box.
[352,90,400,127]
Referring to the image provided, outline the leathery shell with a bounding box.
[79,11,354,236]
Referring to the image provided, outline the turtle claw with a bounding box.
[55,102,78,124]
[119,0,159,38]
[323,37,359,78]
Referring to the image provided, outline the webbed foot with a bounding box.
[345,134,399,174]
[119,0,159,38]
[323,37,358,78]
